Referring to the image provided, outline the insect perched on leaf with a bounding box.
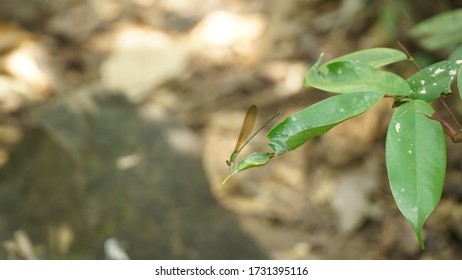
[226,105,280,171]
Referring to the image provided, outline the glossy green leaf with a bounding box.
[408,60,462,102]
[222,152,274,184]
[324,48,407,68]
[305,57,410,96]
[410,9,462,51]
[268,91,384,154]
[386,100,446,249]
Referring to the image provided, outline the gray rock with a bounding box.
[0,87,265,259]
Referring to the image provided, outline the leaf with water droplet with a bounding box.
[223,92,384,183]
[322,48,407,69]
[268,91,384,154]
[386,100,446,249]
[305,56,410,96]
[408,60,462,102]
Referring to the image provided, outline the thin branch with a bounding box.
[439,95,462,130]
[397,41,421,70]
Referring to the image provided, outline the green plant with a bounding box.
[223,47,462,249]
[410,8,462,58]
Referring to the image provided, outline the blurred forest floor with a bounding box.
[1,0,462,259]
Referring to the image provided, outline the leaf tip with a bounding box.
[221,172,236,185]
[221,176,230,185]
[417,232,426,250]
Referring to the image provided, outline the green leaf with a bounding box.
[410,9,462,51]
[222,152,273,184]
[449,45,462,60]
[268,91,384,154]
[385,100,446,249]
[418,34,462,52]
[324,48,407,68]
[408,60,462,102]
[305,57,410,96]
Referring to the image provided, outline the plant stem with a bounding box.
[397,41,421,70]
[439,95,462,130]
